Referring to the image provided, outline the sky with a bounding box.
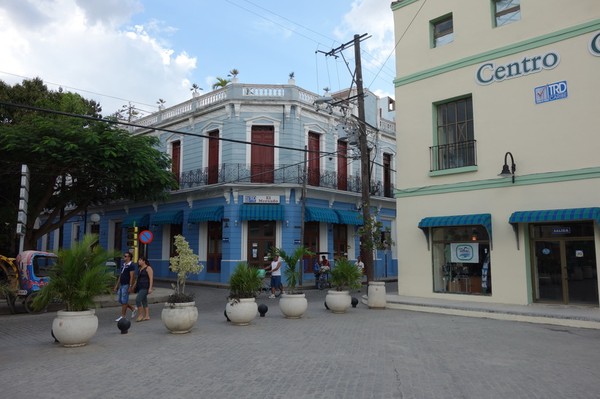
[0,0,396,118]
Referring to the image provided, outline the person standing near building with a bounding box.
[268,255,283,299]
[132,256,153,322]
[113,252,137,322]
[355,255,365,274]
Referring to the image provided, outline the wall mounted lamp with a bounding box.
[89,213,101,224]
[499,151,516,183]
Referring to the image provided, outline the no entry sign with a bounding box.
[138,229,154,244]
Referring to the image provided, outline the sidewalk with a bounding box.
[383,293,600,329]
[95,280,600,329]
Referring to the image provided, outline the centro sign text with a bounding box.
[476,51,560,85]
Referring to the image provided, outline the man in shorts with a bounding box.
[113,252,137,321]
[268,255,283,299]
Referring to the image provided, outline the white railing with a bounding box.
[242,86,284,97]
[298,89,318,105]
[379,118,395,133]
[162,102,193,120]
[196,90,228,106]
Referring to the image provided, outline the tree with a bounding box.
[212,77,231,90]
[0,78,178,253]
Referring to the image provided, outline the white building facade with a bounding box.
[392,0,600,306]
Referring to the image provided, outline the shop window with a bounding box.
[432,14,453,47]
[431,225,491,295]
[431,96,476,171]
[493,0,521,27]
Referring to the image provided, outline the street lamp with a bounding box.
[499,152,516,183]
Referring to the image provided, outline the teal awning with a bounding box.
[122,214,149,228]
[335,210,363,225]
[188,206,224,223]
[418,213,492,239]
[305,207,339,223]
[240,205,284,221]
[509,208,600,225]
[151,210,183,225]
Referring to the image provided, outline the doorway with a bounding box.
[531,223,598,305]
[247,221,275,269]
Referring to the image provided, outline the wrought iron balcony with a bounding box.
[429,140,477,172]
[178,163,395,198]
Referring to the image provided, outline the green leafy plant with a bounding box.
[32,234,117,311]
[228,262,263,302]
[270,246,314,294]
[168,235,203,304]
[356,213,395,252]
[330,258,363,292]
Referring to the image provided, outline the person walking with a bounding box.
[268,255,283,299]
[132,256,153,322]
[113,252,137,322]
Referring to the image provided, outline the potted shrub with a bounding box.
[270,246,313,318]
[325,258,363,313]
[225,262,262,325]
[32,234,116,347]
[161,234,203,334]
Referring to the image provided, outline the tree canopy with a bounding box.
[0,78,177,254]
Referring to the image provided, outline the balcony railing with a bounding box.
[178,163,395,198]
[429,140,477,172]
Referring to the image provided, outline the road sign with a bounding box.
[139,229,154,244]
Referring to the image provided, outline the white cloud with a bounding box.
[0,0,196,116]
[334,0,396,95]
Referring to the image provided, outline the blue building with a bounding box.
[47,81,397,285]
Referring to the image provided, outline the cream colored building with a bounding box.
[392,0,600,307]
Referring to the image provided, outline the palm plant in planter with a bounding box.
[162,234,203,334]
[270,246,313,318]
[32,234,117,346]
[226,262,262,325]
[326,258,363,313]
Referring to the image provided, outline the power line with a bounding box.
[366,0,428,90]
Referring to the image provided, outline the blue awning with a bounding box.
[122,214,149,228]
[509,207,600,225]
[188,206,224,223]
[305,207,339,223]
[240,205,284,221]
[335,210,364,225]
[150,210,183,225]
[418,213,492,239]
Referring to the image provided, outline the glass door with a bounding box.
[565,240,598,304]
[533,239,599,304]
[533,241,564,302]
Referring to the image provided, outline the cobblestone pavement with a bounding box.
[1,283,600,399]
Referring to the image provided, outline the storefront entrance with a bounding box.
[531,222,598,305]
[247,221,275,269]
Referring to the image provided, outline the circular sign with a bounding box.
[138,230,154,244]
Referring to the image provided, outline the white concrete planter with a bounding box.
[161,301,198,334]
[279,293,308,319]
[325,290,351,313]
[225,298,257,325]
[52,309,98,347]
[367,281,387,309]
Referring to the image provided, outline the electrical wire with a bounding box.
[366,0,428,91]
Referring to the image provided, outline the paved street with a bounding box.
[1,283,600,399]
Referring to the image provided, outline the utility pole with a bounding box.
[319,33,374,281]
[353,34,374,283]
[299,144,308,287]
